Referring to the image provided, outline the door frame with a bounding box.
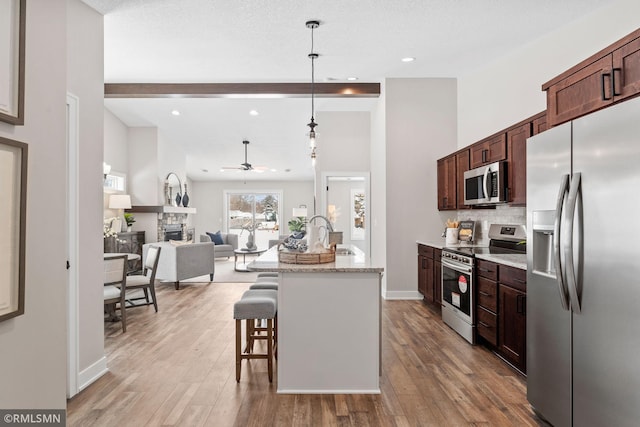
[66,93,80,398]
[320,171,371,257]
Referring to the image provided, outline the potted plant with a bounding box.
[124,213,136,232]
[288,216,306,239]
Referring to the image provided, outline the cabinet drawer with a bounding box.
[477,307,498,346]
[476,259,498,281]
[418,244,434,258]
[477,276,497,312]
[499,265,527,292]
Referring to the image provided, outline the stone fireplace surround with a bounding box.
[157,213,194,242]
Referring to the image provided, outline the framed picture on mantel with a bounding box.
[0,136,28,322]
[0,0,26,125]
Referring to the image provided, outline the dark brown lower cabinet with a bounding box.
[417,244,441,309]
[498,284,527,373]
[434,257,442,307]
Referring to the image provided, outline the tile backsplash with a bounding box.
[456,205,525,245]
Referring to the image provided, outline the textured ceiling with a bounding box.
[84,0,612,181]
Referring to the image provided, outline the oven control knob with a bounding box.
[452,255,458,260]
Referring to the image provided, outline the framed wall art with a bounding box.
[0,136,27,322]
[0,0,26,125]
[350,189,365,241]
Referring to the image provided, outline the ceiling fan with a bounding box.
[221,140,269,172]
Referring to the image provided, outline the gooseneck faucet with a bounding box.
[307,215,334,233]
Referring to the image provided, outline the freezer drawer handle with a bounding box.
[554,174,571,311]
[563,172,582,314]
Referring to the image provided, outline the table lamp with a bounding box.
[109,194,131,232]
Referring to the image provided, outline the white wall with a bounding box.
[67,0,105,388]
[190,180,314,238]
[128,127,159,205]
[314,111,370,215]
[370,84,387,293]
[0,0,67,409]
[384,78,458,299]
[458,0,640,145]
[103,108,128,175]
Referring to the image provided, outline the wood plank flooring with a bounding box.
[67,280,544,426]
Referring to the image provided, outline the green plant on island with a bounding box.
[124,213,136,226]
[288,216,306,239]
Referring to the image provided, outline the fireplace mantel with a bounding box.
[126,205,196,214]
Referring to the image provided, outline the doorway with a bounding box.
[321,172,370,257]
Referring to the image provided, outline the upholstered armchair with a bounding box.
[143,241,215,290]
[200,233,238,258]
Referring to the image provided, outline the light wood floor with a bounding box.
[67,280,544,426]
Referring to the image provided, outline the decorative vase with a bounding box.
[246,232,257,250]
[175,192,182,207]
[182,185,190,207]
[127,225,132,232]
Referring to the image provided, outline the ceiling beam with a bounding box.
[104,82,380,98]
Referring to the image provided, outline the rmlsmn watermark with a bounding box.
[0,410,65,426]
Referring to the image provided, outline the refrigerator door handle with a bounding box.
[553,174,571,311]
[564,172,582,314]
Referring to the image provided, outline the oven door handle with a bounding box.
[441,259,473,274]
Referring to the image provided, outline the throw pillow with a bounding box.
[206,231,225,245]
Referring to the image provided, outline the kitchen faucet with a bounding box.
[307,215,334,233]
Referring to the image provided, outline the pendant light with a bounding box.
[306,20,320,163]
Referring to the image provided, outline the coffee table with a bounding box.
[234,248,266,272]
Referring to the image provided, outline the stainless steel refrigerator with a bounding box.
[527,95,640,426]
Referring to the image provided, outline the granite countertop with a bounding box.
[247,245,384,273]
[417,240,527,270]
[475,253,527,270]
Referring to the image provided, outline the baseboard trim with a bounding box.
[78,356,108,392]
[383,290,423,300]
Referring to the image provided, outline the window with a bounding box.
[104,172,126,193]
[224,190,283,249]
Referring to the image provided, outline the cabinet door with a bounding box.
[418,255,427,296]
[434,259,442,307]
[506,123,531,205]
[532,114,548,135]
[437,155,457,210]
[612,36,640,102]
[470,134,506,168]
[546,55,613,126]
[456,150,470,209]
[424,256,434,303]
[499,285,527,372]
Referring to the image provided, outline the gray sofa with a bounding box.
[143,241,215,290]
[200,233,238,258]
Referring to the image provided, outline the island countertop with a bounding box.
[247,245,384,273]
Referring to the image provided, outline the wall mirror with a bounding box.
[165,172,182,206]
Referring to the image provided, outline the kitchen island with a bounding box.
[248,245,384,394]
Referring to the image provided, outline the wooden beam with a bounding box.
[104,82,380,98]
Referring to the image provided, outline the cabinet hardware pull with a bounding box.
[601,72,612,100]
[482,149,487,163]
[514,278,526,284]
[479,291,491,296]
[478,268,492,272]
[478,321,490,328]
[613,68,622,96]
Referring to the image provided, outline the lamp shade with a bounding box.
[292,207,308,217]
[109,194,131,209]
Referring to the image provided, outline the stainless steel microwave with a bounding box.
[463,161,507,206]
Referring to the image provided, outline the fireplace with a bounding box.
[163,224,183,241]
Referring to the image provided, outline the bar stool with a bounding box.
[249,281,278,290]
[234,289,277,382]
[257,272,279,279]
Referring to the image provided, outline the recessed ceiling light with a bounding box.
[347,77,358,81]
[249,110,259,116]
[171,109,181,116]
[270,169,277,172]
[401,57,415,63]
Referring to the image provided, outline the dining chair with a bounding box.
[104,254,128,332]
[124,245,161,312]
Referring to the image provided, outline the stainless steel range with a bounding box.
[441,224,526,344]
